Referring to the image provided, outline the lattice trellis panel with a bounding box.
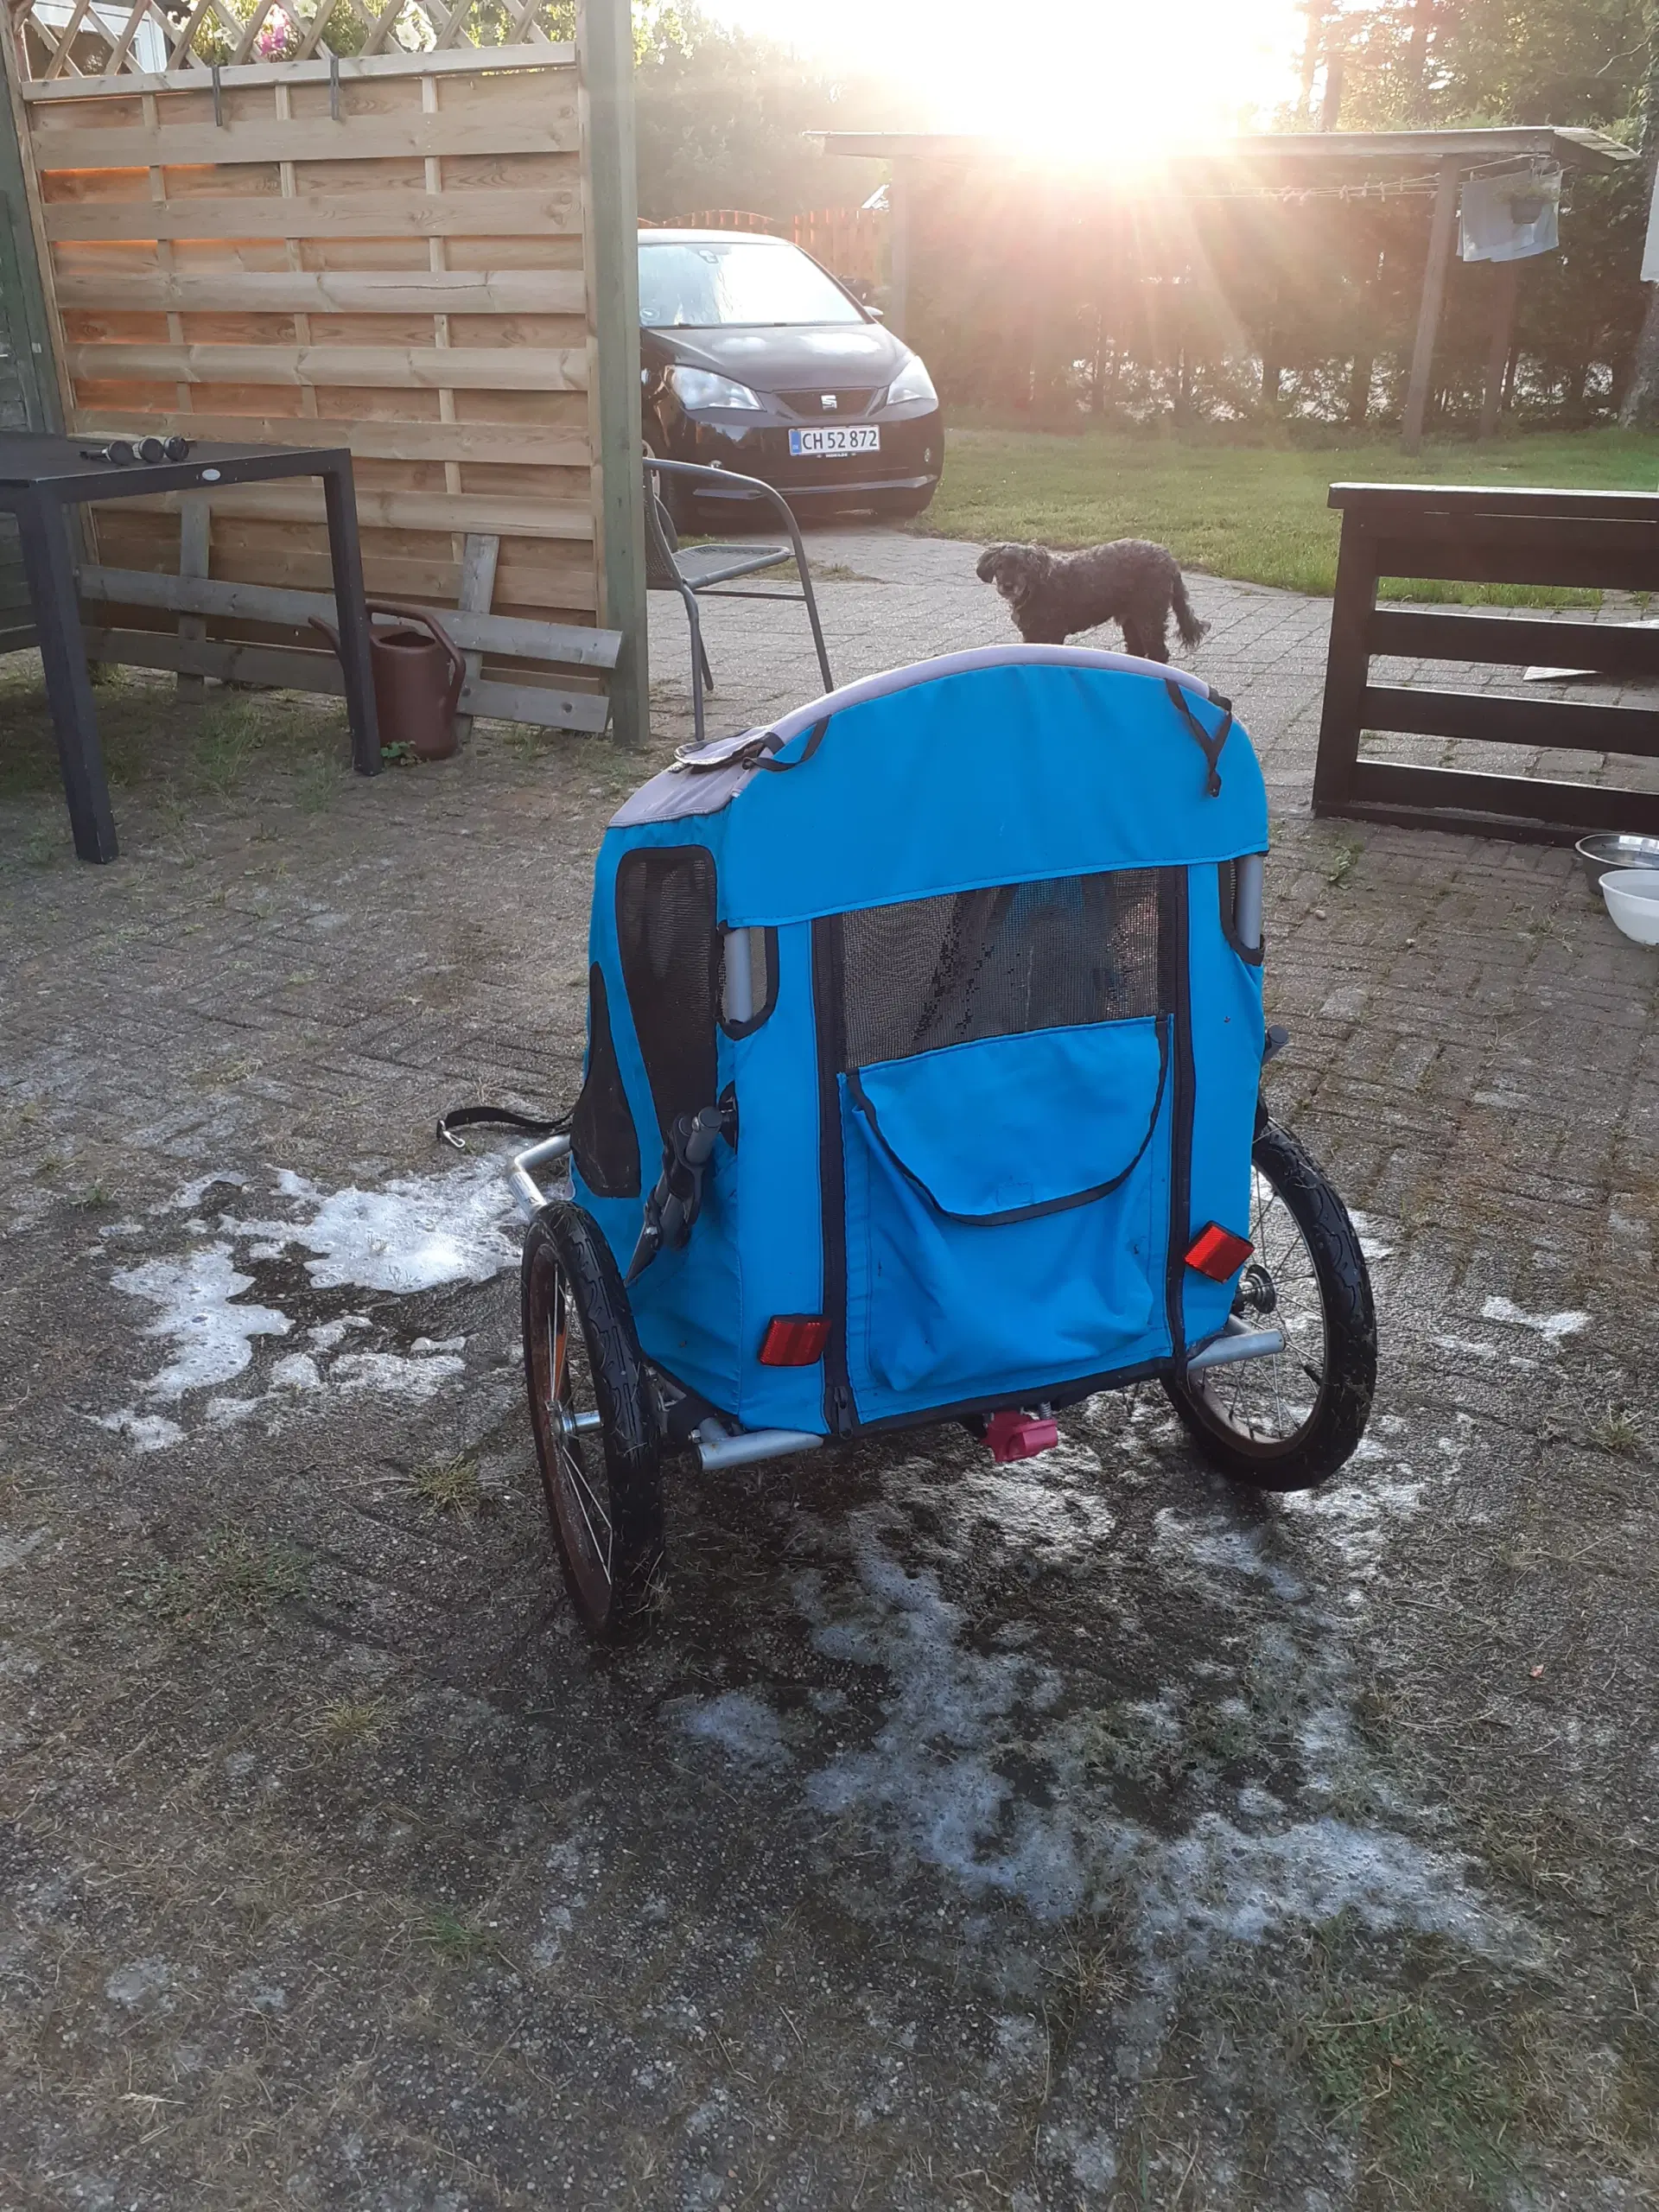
[8,0,575,82]
[7,31,607,720]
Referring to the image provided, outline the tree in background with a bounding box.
[1619,1,1659,423]
[632,3,893,219]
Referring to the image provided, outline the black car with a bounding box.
[639,228,943,527]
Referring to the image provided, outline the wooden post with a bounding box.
[579,0,648,748]
[1312,504,1377,818]
[1402,155,1462,455]
[1478,257,1520,442]
[888,155,912,342]
[0,15,64,435]
[451,530,498,746]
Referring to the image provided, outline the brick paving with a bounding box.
[2,532,1656,2210]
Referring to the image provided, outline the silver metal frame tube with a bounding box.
[1234,852,1265,951]
[722,925,755,1025]
[509,1131,572,1219]
[1185,1324,1285,1376]
[695,1427,823,1472]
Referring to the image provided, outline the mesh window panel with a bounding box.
[840,869,1165,1069]
[616,845,720,1135]
[571,965,640,1198]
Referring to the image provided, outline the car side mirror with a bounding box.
[866,305,885,321]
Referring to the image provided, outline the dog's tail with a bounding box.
[1171,569,1206,650]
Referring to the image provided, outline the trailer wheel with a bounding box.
[521,1201,663,1637]
[1163,1118,1376,1491]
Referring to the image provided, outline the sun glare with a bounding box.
[707,0,1306,156]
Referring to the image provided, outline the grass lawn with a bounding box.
[919,424,1659,601]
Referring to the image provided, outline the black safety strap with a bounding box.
[674,717,829,777]
[1166,680,1233,798]
[751,717,830,773]
[435,1103,570,1154]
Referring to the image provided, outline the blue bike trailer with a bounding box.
[509,645,1376,1637]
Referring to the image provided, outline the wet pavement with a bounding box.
[2,531,1656,2210]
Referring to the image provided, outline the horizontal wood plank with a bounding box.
[83,623,344,693]
[43,188,581,242]
[1344,757,1659,836]
[1371,539,1659,594]
[1368,607,1659,677]
[67,342,587,390]
[82,626,610,730]
[95,483,595,541]
[1360,681,1659,756]
[461,675,608,731]
[1357,511,1659,563]
[19,44,573,99]
[53,266,586,315]
[80,563,620,666]
[32,107,580,168]
[73,410,590,467]
[1331,481,1659,524]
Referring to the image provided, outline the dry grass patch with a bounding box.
[407,1453,482,1516]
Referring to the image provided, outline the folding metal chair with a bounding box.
[643,454,833,747]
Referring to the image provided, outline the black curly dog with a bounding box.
[976,539,1206,662]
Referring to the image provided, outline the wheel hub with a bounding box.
[1236,1261,1277,1316]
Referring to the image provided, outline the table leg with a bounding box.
[320,455,380,776]
[16,491,118,863]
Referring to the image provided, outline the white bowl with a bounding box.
[1603,867,1659,944]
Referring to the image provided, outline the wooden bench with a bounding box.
[1313,483,1659,842]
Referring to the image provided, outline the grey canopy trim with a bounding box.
[607,642,1219,829]
[608,719,830,827]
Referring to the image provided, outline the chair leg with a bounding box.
[697,632,715,696]
[681,586,708,747]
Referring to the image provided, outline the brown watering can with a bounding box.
[311,598,465,761]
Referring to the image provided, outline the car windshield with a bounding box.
[639,238,864,328]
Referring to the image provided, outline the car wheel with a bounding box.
[880,486,938,521]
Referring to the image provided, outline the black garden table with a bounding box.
[0,435,380,863]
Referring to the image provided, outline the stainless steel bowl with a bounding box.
[1576,832,1659,888]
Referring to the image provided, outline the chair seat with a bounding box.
[670,542,791,590]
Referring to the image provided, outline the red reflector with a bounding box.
[760,1314,830,1366]
[1185,1223,1254,1281]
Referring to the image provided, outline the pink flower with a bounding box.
[256,7,296,57]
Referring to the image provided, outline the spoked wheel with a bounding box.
[1163,1117,1376,1491]
[521,1201,663,1637]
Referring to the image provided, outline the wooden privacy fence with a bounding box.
[667,206,886,289]
[3,3,625,733]
[1314,482,1659,840]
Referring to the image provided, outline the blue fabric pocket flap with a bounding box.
[847,1014,1168,1224]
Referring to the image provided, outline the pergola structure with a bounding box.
[820,127,1637,450]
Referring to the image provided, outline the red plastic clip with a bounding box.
[1185,1224,1254,1281]
[983,1409,1059,1463]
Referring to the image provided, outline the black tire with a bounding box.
[1162,1117,1376,1491]
[881,486,937,520]
[521,1201,663,1637]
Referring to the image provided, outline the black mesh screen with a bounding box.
[571,965,640,1198]
[616,845,719,1136]
[839,869,1166,1069]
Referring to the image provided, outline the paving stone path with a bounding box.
[1,531,1656,2210]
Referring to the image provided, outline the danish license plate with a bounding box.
[788,424,880,457]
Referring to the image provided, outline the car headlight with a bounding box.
[668,366,763,410]
[887,354,938,406]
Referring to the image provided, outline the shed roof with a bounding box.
[817,126,1637,177]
